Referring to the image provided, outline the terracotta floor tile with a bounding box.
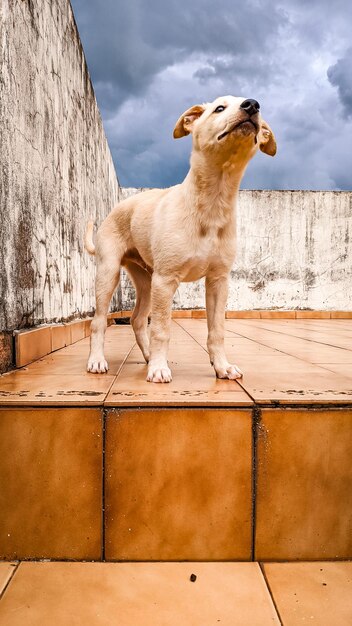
[2,319,351,407]
[177,320,352,403]
[19,345,133,376]
[263,562,352,626]
[228,319,352,351]
[105,409,253,560]
[0,562,17,596]
[15,327,52,367]
[295,311,331,318]
[191,309,207,318]
[237,368,352,404]
[321,320,352,329]
[0,324,136,406]
[0,562,280,625]
[83,318,90,335]
[59,326,134,351]
[260,311,296,319]
[51,324,71,352]
[316,363,352,377]
[0,408,102,560]
[56,340,91,355]
[256,409,352,560]
[171,309,193,318]
[69,320,86,343]
[106,362,252,406]
[279,345,352,365]
[331,311,352,318]
[256,324,352,346]
[0,372,115,406]
[245,321,352,349]
[179,319,352,366]
[106,326,253,406]
[269,319,352,334]
[226,310,261,318]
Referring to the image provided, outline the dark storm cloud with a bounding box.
[193,54,275,85]
[70,0,352,190]
[71,0,285,114]
[327,48,352,118]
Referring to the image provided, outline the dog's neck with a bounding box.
[183,150,249,228]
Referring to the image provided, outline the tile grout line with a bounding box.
[102,341,136,406]
[174,320,256,404]
[258,562,284,625]
[173,319,208,347]
[174,320,258,405]
[254,320,352,336]
[231,320,352,352]
[251,407,260,562]
[176,319,260,560]
[100,336,137,558]
[101,408,107,562]
[0,562,20,601]
[225,325,352,376]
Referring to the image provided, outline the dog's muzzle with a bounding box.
[217,118,259,141]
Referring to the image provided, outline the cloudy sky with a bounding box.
[71,0,352,190]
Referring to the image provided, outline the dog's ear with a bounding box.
[173,105,205,138]
[258,120,277,156]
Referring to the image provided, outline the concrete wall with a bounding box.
[0,0,120,370]
[120,188,352,311]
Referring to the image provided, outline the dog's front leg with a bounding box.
[206,273,243,380]
[147,273,179,383]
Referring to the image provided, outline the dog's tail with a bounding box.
[84,220,96,255]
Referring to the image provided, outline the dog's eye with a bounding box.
[214,105,226,113]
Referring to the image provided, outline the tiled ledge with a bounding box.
[14,315,115,368]
[116,309,352,319]
[13,309,352,368]
[3,318,352,406]
[0,406,351,561]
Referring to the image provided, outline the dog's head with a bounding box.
[173,96,276,162]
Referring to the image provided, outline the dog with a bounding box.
[85,95,276,382]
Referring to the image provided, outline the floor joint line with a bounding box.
[230,319,352,352]
[102,408,107,561]
[251,407,260,562]
[0,562,20,601]
[174,320,255,404]
[258,562,284,626]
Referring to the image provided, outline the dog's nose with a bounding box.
[240,99,260,116]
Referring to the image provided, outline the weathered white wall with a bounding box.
[0,0,120,342]
[120,188,352,311]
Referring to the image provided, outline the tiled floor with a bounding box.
[0,320,351,562]
[0,561,351,625]
[0,319,351,406]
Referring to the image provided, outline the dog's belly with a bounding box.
[122,249,209,282]
[122,248,153,273]
[180,253,221,282]
[181,262,208,282]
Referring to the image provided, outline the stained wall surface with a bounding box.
[120,188,352,311]
[0,0,120,365]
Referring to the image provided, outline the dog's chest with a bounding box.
[182,228,233,281]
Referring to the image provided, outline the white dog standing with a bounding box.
[85,96,276,382]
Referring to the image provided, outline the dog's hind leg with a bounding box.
[87,235,125,373]
[124,261,151,363]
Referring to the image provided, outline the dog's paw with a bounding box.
[87,356,109,373]
[146,363,172,383]
[215,363,243,380]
